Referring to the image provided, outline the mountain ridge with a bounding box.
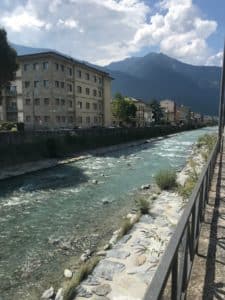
[11,43,221,115]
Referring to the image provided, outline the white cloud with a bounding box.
[2,8,47,32]
[0,0,220,66]
[206,51,223,66]
[131,0,218,65]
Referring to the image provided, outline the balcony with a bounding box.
[6,104,18,112]
[5,90,17,97]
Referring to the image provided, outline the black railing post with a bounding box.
[218,39,225,151]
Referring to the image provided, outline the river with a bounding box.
[0,127,217,299]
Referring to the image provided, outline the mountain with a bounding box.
[12,43,221,115]
[106,53,221,115]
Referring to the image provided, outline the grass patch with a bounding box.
[196,134,217,153]
[118,218,133,238]
[155,169,177,190]
[135,198,150,214]
[63,256,100,300]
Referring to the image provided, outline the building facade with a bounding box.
[111,97,153,127]
[0,51,112,130]
[160,99,177,124]
[176,104,190,125]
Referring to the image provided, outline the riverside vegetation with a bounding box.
[47,132,216,300]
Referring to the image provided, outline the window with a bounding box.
[69,100,73,107]
[99,77,102,84]
[93,103,97,110]
[61,99,65,105]
[43,62,49,70]
[55,98,60,105]
[24,81,30,88]
[77,86,82,93]
[56,116,61,122]
[78,116,82,123]
[25,98,31,105]
[34,81,40,88]
[94,116,98,123]
[61,82,65,89]
[93,89,97,97]
[61,116,66,123]
[33,63,39,70]
[44,116,50,122]
[67,84,72,92]
[68,116,73,123]
[55,63,59,71]
[26,115,31,122]
[61,65,64,72]
[44,98,49,105]
[86,116,90,124]
[55,81,59,88]
[34,98,40,105]
[78,101,82,109]
[98,90,102,97]
[99,103,102,110]
[43,80,49,88]
[35,116,41,122]
[94,75,97,82]
[85,73,90,80]
[85,88,90,95]
[77,70,82,78]
[24,64,29,71]
[68,67,72,76]
[86,102,90,109]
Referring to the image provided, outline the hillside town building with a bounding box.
[111,97,153,127]
[0,50,112,130]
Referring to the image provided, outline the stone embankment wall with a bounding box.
[0,125,204,168]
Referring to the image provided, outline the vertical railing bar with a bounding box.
[171,253,178,300]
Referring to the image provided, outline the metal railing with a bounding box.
[144,138,219,300]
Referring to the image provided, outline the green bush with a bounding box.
[196,134,217,152]
[155,169,177,190]
[135,198,150,214]
[64,256,100,300]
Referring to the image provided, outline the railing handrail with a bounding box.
[144,138,219,300]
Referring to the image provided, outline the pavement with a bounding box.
[187,144,225,299]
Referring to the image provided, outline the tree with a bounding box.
[112,93,137,125]
[149,99,163,124]
[0,29,18,89]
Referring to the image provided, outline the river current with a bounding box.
[0,127,217,299]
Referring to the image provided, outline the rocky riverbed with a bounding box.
[40,137,211,300]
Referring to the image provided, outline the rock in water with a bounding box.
[92,180,98,184]
[64,269,73,278]
[41,286,54,299]
[55,288,63,300]
[141,184,151,190]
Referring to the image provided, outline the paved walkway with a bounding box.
[187,144,225,299]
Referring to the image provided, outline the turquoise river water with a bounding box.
[0,127,217,299]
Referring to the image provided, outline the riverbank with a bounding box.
[0,138,153,181]
[55,134,215,300]
[0,127,217,300]
[0,125,207,181]
[0,124,205,170]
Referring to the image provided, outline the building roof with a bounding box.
[11,43,111,78]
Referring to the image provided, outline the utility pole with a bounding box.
[218,38,225,151]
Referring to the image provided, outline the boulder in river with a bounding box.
[141,184,151,190]
[64,269,73,278]
[55,288,63,300]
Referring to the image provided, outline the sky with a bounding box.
[0,0,224,66]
